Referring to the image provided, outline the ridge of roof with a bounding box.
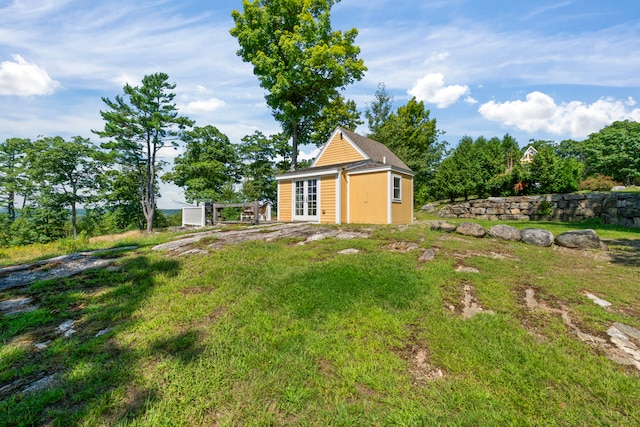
[338,127,411,171]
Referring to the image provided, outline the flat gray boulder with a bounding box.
[455,222,486,238]
[488,224,521,241]
[430,221,457,232]
[520,228,554,247]
[554,229,603,250]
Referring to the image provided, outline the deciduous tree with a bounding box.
[28,136,104,238]
[230,0,366,170]
[0,137,31,222]
[582,120,640,185]
[238,131,290,205]
[163,125,239,204]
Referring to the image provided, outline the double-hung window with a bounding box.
[392,174,402,203]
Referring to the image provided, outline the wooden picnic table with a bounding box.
[212,201,260,225]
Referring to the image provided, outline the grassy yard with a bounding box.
[1,219,639,426]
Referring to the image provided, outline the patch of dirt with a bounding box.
[208,306,227,322]
[387,241,421,252]
[437,235,469,243]
[179,286,213,295]
[460,284,494,318]
[522,287,640,370]
[395,344,446,384]
[317,358,336,376]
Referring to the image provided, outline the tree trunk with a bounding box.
[291,122,299,171]
[8,190,15,222]
[71,202,77,239]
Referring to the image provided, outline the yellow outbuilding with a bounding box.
[276,127,414,224]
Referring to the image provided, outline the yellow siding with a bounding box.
[341,171,348,224]
[319,176,336,224]
[349,172,388,224]
[391,174,413,224]
[278,180,292,221]
[314,132,366,167]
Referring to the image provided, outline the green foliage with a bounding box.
[239,131,290,205]
[528,144,584,194]
[582,120,640,185]
[28,136,104,238]
[0,137,31,222]
[95,72,193,233]
[579,174,621,191]
[163,125,239,204]
[435,134,520,201]
[230,0,367,169]
[536,200,554,216]
[435,136,586,201]
[306,95,363,147]
[365,83,394,140]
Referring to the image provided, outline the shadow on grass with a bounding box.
[0,253,181,426]
[603,239,640,267]
[151,329,205,364]
[270,252,422,319]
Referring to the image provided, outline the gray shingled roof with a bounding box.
[338,127,411,171]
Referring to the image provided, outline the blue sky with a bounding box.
[1,0,639,208]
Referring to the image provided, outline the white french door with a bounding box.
[293,179,319,221]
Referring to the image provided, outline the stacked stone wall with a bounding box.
[438,193,640,228]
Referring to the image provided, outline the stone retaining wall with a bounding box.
[438,193,640,228]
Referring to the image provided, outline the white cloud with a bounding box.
[299,147,321,161]
[0,54,59,96]
[179,98,226,114]
[407,73,470,108]
[478,91,640,139]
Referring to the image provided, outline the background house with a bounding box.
[520,145,538,164]
[276,127,414,224]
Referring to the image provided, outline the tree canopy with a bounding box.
[163,125,239,204]
[582,120,640,185]
[370,96,444,205]
[230,0,367,170]
[94,72,193,233]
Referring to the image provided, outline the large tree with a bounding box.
[95,72,193,233]
[163,125,240,204]
[230,0,367,170]
[365,82,394,140]
[238,130,291,205]
[0,137,31,222]
[582,120,640,185]
[28,136,104,238]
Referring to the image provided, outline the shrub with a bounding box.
[579,174,621,191]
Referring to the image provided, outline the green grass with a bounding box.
[1,221,639,426]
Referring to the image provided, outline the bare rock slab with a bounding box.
[488,224,521,241]
[584,293,612,308]
[555,229,603,250]
[520,228,554,247]
[338,248,360,255]
[455,222,486,238]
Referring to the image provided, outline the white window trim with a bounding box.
[392,174,402,203]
